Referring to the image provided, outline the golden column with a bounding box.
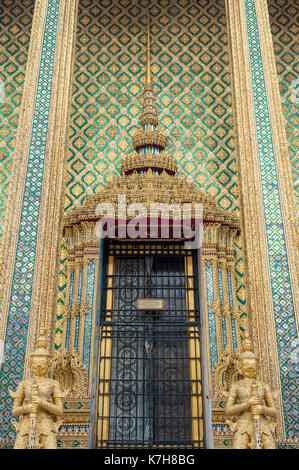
[226,0,298,443]
[0,0,79,370]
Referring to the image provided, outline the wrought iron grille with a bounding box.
[97,242,204,448]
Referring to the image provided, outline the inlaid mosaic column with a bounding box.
[0,0,78,443]
[226,0,298,442]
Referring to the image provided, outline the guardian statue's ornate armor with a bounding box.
[9,330,65,449]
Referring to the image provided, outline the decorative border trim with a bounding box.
[0,0,61,440]
[0,0,46,349]
[0,0,79,442]
[244,0,298,439]
[227,0,298,440]
[205,261,218,376]
[227,271,237,353]
[83,259,96,374]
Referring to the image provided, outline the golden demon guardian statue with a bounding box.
[9,330,66,449]
[225,334,277,449]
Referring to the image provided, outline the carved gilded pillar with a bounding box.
[78,255,88,357]
[26,0,79,355]
[226,0,298,442]
[217,226,231,354]
[226,229,242,352]
[0,0,78,441]
[62,259,75,350]
[211,257,224,357]
[97,252,114,447]
[201,223,220,389]
[60,220,102,389]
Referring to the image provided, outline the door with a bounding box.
[96,242,204,448]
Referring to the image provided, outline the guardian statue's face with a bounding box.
[240,357,258,379]
[31,356,49,377]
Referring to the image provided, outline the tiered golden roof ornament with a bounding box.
[64,13,239,236]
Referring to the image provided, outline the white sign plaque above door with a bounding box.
[137,298,164,310]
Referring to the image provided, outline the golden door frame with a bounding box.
[94,241,205,449]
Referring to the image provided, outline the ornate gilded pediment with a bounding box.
[212,351,241,396]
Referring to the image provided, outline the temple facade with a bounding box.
[0,0,297,449]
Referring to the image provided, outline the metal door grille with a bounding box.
[97,242,204,448]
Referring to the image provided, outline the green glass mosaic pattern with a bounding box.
[206,261,218,376]
[0,0,35,244]
[66,0,238,214]
[268,0,298,204]
[245,0,298,439]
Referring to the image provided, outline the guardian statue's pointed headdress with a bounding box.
[31,323,51,358]
[239,333,258,361]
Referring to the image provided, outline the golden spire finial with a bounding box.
[134,9,169,151]
[139,9,159,129]
[146,9,151,86]
[239,332,258,361]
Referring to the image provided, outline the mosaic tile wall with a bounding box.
[0,0,295,448]
[245,0,298,439]
[267,0,298,205]
[66,0,239,214]
[0,0,61,443]
[56,0,247,351]
[65,270,75,350]
[0,0,35,245]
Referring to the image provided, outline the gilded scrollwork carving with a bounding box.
[62,300,90,323]
[212,351,241,396]
[51,348,86,396]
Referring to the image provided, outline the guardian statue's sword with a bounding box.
[28,380,38,449]
[251,381,262,449]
